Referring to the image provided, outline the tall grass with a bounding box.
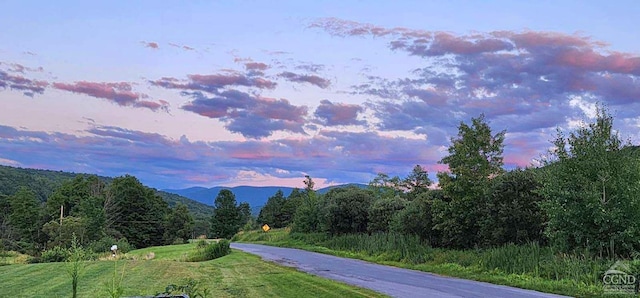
[186,240,230,262]
[235,228,621,295]
[479,242,608,285]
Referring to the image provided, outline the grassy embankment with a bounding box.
[0,242,385,298]
[233,228,616,297]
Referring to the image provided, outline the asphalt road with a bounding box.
[231,243,569,298]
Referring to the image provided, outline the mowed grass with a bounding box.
[0,244,386,298]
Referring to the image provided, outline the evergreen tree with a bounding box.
[210,189,242,239]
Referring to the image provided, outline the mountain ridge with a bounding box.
[163,183,368,210]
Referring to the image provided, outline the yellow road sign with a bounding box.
[262,224,271,232]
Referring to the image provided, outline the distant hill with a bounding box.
[0,165,215,220]
[163,183,368,212]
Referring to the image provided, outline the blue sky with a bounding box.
[1,1,639,189]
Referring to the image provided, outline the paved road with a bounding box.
[231,243,569,298]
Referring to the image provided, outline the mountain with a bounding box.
[163,183,368,212]
[0,165,214,220]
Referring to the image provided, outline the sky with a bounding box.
[1,1,640,189]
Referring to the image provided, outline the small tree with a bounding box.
[66,233,86,298]
[292,176,323,233]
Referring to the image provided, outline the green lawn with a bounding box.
[0,244,386,298]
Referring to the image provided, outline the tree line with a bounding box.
[0,175,195,255]
[257,106,640,258]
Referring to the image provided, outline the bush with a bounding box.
[196,239,209,249]
[41,246,70,263]
[89,236,133,254]
[187,240,231,262]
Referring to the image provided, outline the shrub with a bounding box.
[187,240,231,262]
[196,239,209,249]
[89,236,133,254]
[41,246,70,263]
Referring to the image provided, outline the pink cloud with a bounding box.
[151,73,277,92]
[278,71,331,89]
[53,81,167,111]
[245,62,269,71]
[53,81,140,105]
[143,41,159,49]
[314,100,364,126]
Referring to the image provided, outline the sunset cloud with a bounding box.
[278,71,331,88]
[181,90,308,138]
[151,73,277,93]
[314,100,365,126]
[53,81,168,111]
[0,70,48,97]
[142,41,159,49]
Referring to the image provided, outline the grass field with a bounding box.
[0,243,386,298]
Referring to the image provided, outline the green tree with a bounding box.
[42,216,88,248]
[434,114,505,248]
[391,191,442,246]
[210,190,242,239]
[367,196,407,233]
[368,173,402,200]
[539,106,640,257]
[402,165,432,200]
[323,187,374,235]
[0,194,11,248]
[8,187,42,249]
[164,203,194,244]
[109,175,169,248]
[292,176,323,233]
[281,188,304,226]
[238,202,251,226]
[258,190,287,228]
[479,169,546,246]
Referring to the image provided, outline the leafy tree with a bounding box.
[391,191,442,246]
[402,165,432,200]
[164,203,194,244]
[368,173,402,199]
[0,194,13,249]
[539,106,640,257]
[42,216,88,248]
[45,176,90,220]
[281,188,304,226]
[210,189,242,239]
[434,114,505,248]
[258,190,287,228]
[238,202,251,226]
[323,187,374,235]
[367,196,407,233]
[479,169,546,246]
[108,175,169,248]
[292,176,323,233]
[8,187,42,248]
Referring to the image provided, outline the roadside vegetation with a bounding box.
[238,105,640,297]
